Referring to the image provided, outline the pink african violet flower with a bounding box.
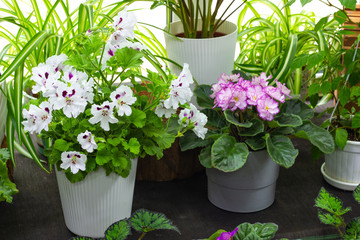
[266,85,285,103]
[246,85,266,105]
[275,80,291,96]
[229,85,247,111]
[252,72,271,87]
[257,97,280,121]
[219,73,240,83]
[217,227,238,240]
[214,86,233,111]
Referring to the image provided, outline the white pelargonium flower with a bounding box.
[89,101,118,131]
[110,85,136,116]
[77,130,97,153]
[22,102,52,134]
[179,104,208,139]
[112,8,137,39]
[49,82,88,118]
[45,54,68,72]
[155,101,177,118]
[60,151,86,174]
[31,63,61,95]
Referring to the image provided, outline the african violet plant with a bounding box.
[181,71,334,172]
[69,209,180,240]
[21,9,207,182]
[315,185,360,239]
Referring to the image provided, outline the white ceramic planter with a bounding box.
[164,20,238,86]
[323,140,360,190]
[56,159,138,238]
[0,81,6,145]
[206,150,279,213]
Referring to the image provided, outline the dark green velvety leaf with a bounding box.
[211,135,249,172]
[234,222,254,240]
[129,209,180,234]
[194,84,214,109]
[238,118,264,136]
[224,110,252,128]
[280,99,314,120]
[179,130,210,151]
[245,138,266,151]
[201,108,227,129]
[294,120,335,154]
[252,222,279,240]
[199,145,212,168]
[353,185,360,204]
[270,127,294,136]
[344,217,360,240]
[265,134,298,168]
[104,219,131,240]
[335,128,348,150]
[273,113,302,127]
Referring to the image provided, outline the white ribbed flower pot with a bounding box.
[206,150,279,213]
[323,140,360,190]
[0,81,6,145]
[164,20,238,86]
[55,159,138,238]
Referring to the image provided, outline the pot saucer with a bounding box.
[321,163,359,191]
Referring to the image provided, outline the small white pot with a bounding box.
[323,140,360,190]
[0,81,6,145]
[56,159,138,238]
[164,20,238,86]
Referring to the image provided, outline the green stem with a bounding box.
[138,232,146,240]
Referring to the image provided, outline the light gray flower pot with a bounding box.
[206,150,279,213]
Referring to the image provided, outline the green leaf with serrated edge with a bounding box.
[111,148,128,168]
[265,134,297,168]
[0,156,18,203]
[335,128,348,150]
[96,148,112,165]
[201,109,227,129]
[317,211,344,226]
[211,135,249,172]
[179,130,211,151]
[294,120,335,154]
[351,86,360,97]
[104,219,131,240]
[308,83,321,96]
[122,138,140,155]
[65,170,87,183]
[340,0,357,10]
[332,77,342,91]
[321,81,332,95]
[307,52,326,69]
[290,54,308,70]
[199,145,212,168]
[194,84,214,109]
[315,188,351,217]
[142,139,163,159]
[54,139,70,151]
[245,138,266,151]
[273,113,302,128]
[339,87,351,107]
[154,132,176,150]
[224,110,252,128]
[353,185,360,204]
[300,0,312,7]
[128,109,146,128]
[352,112,360,129]
[108,47,144,69]
[252,223,278,240]
[129,209,180,234]
[238,118,264,136]
[344,217,360,240]
[108,138,122,147]
[279,99,314,120]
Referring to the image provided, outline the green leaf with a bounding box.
[351,86,360,97]
[315,16,329,32]
[201,109,227,129]
[307,52,326,69]
[353,184,360,204]
[129,209,180,234]
[224,110,252,128]
[128,109,146,128]
[199,145,212,168]
[340,0,357,10]
[334,10,348,24]
[265,134,298,168]
[142,139,163,159]
[104,219,131,240]
[280,99,314,120]
[154,132,176,150]
[290,54,308,70]
[54,139,70,152]
[108,47,144,69]
[245,138,266,151]
[96,147,112,165]
[108,137,122,147]
[352,112,360,129]
[252,222,279,240]
[238,118,264,136]
[294,121,335,154]
[179,130,211,151]
[300,0,313,7]
[207,230,227,240]
[308,83,321,96]
[321,82,332,95]
[211,135,249,172]
[339,87,351,107]
[194,84,214,109]
[123,138,140,155]
[234,222,254,240]
[335,128,348,150]
[273,113,302,127]
[344,217,360,240]
[0,156,18,203]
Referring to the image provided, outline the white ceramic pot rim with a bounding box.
[164,19,238,42]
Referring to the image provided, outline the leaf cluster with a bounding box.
[69,209,179,240]
[0,148,18,203]
[180,84,334,172]
[315,185,360,239]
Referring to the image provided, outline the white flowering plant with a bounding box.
[180,71,335,172]
[21,9,207,183]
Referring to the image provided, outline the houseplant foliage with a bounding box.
[315,185,360,239]
[148,0,247,38]
[181,71,334,172]
[235,0,343,98]
[0,0,136,172]
[0,148,18,203]
[21,8,207,182]
[70,209,180,240]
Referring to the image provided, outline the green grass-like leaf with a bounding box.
[129,209,180,234]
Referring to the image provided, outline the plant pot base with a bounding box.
[321,163,358,191]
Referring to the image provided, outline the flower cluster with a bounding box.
[210,72,291,121]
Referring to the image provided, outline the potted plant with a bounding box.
[21,8,207,238]
[146,0,247,86]
[181,71,335,213]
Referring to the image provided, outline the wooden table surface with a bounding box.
[0,138,358,240]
